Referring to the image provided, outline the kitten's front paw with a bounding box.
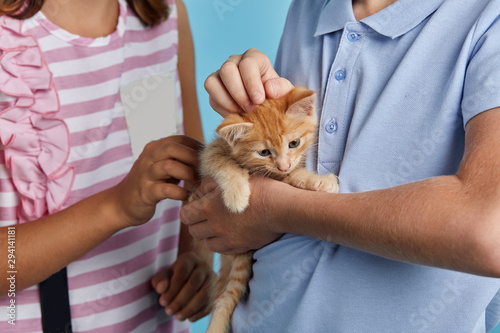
[285,169,339,193]
[222,183,251,213]
[311,174,339,193]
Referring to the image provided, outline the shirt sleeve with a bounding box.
[461,9,500,126]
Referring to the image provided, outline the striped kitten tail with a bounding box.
[207,252,254,333]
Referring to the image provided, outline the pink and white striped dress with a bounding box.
[0,0,190,332]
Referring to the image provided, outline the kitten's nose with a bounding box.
[278,163,290,172]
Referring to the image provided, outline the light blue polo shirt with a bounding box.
[231,0,500,332]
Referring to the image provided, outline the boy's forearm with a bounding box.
[272,174,498,277]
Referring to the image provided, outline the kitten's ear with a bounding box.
[217,120,253,145]
[286,87,316,118]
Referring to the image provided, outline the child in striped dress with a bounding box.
[0,0,215,332]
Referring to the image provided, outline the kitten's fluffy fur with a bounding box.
[193,87,339,332]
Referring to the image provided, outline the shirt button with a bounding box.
[347,32,360,42]
[334,69,346,81]
[325,118,338,133]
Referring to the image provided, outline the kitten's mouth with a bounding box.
[271,169,292,178]
[251,169,290,179]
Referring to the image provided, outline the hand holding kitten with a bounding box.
[181,176,285,254]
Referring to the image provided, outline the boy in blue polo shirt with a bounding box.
[181,0,500,331]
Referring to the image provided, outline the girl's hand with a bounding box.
[151,251,216,322]
[111,135,202,227]
[204,48,294,116]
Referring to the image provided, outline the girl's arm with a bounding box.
[0,135,201,295]
[0,188,124,295]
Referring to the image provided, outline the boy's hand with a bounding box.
[205,48,294,115]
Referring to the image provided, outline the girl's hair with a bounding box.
[0,0,170,26]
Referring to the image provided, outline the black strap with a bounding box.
[39,267,73,333]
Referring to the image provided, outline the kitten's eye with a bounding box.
[289,139,301,148]
[258,149,271,157]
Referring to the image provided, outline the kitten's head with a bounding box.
[216,87,317,179]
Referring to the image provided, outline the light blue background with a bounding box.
[182,1,500,332]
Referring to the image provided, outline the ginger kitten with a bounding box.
[193,87,339,332]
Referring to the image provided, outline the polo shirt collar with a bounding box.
[315,0,447,39]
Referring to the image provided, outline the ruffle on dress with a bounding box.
[0,16,74,223]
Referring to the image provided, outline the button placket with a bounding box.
[318,23,365,174]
